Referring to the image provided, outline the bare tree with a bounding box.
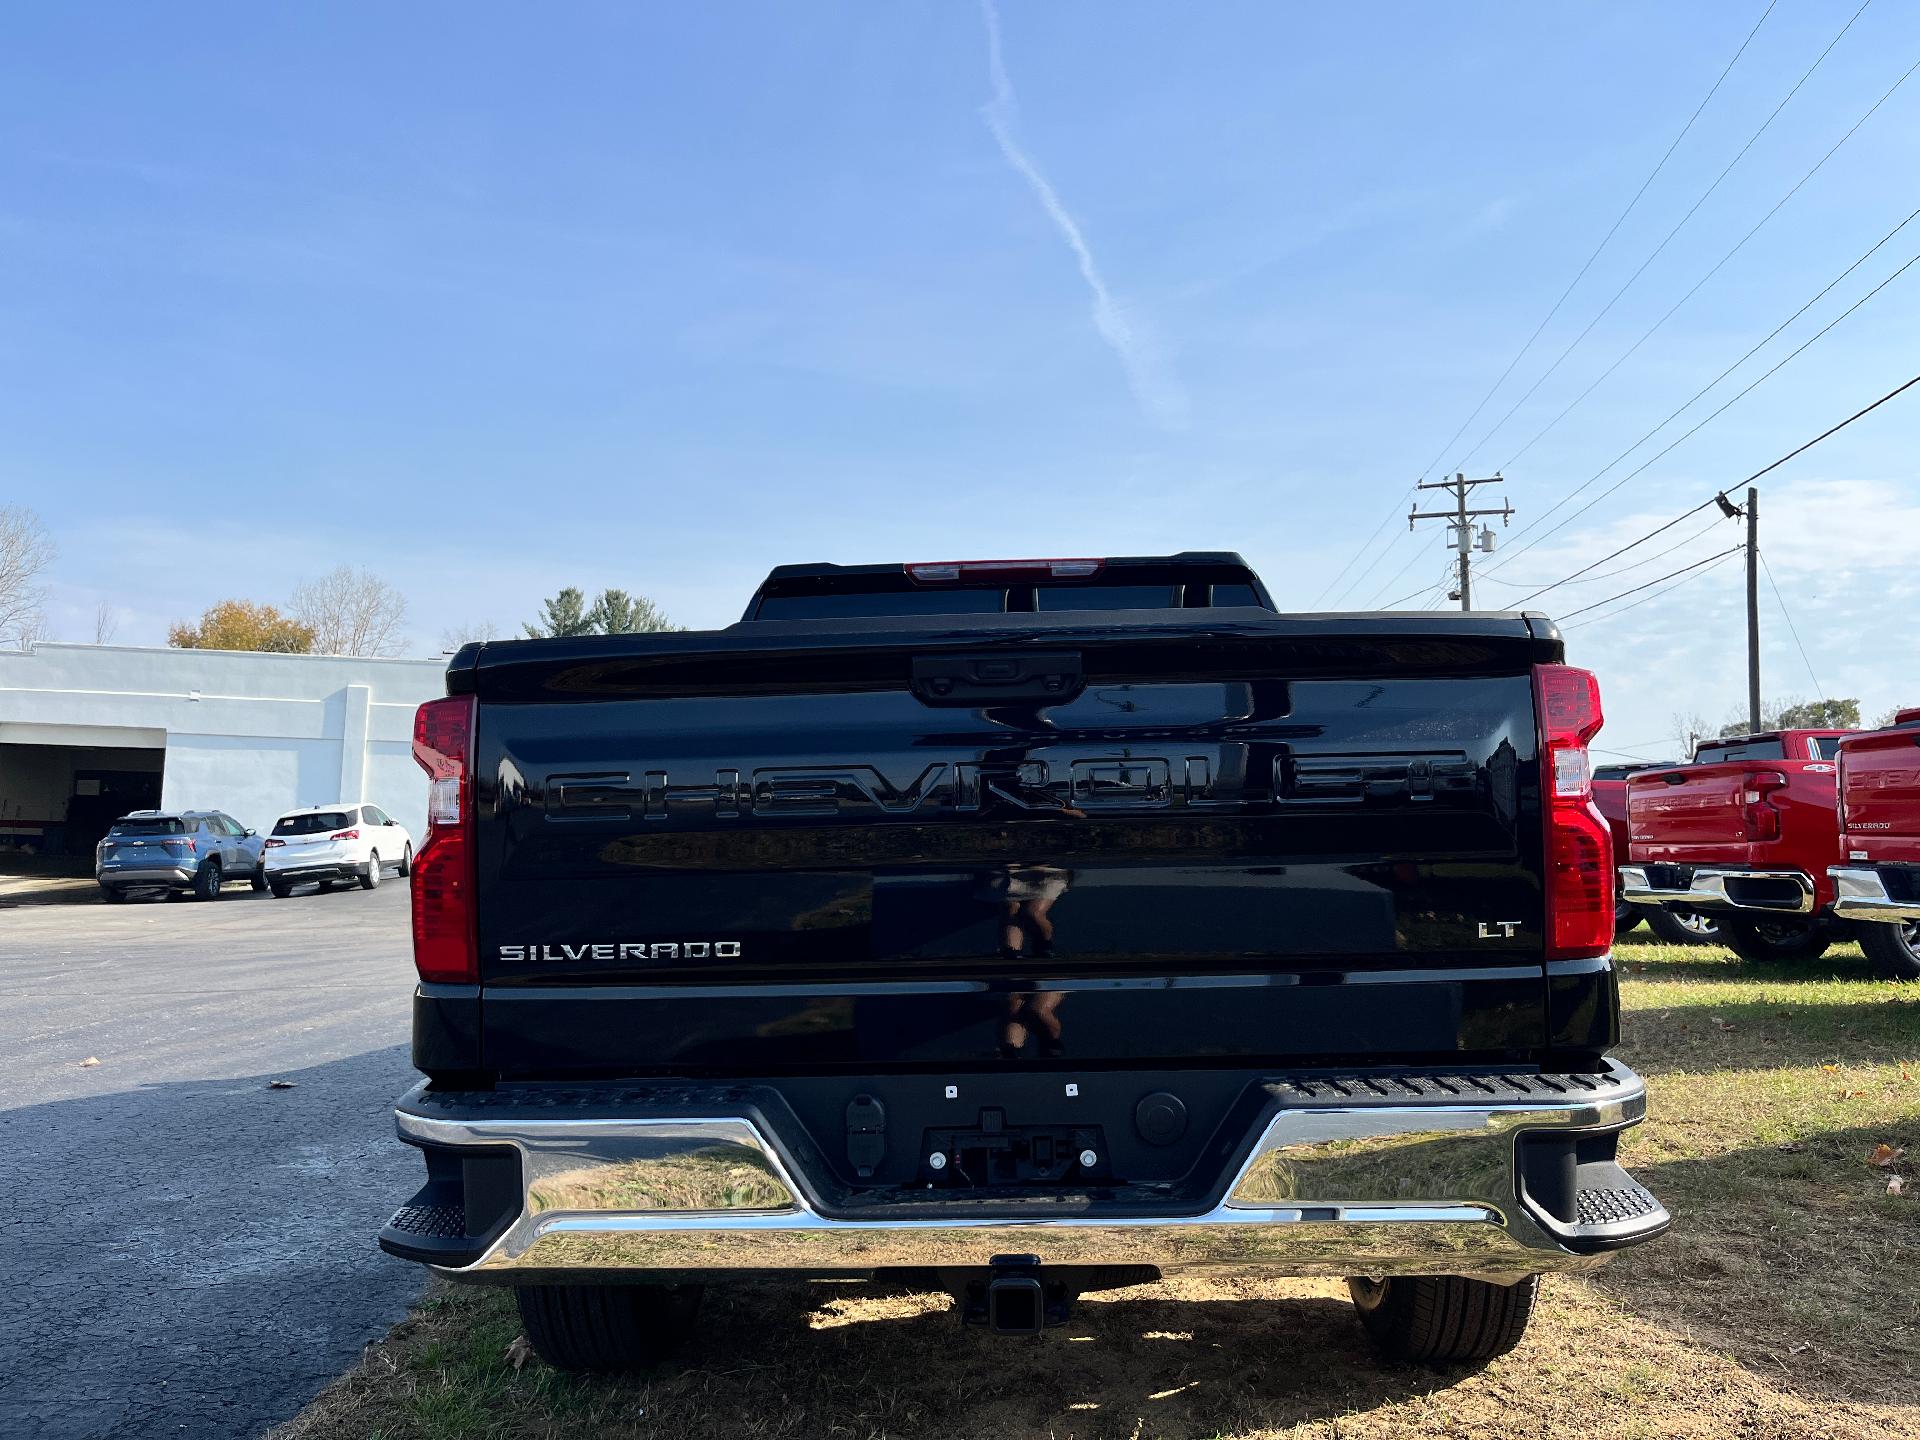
[440,620,499,653]
[290,566,409,657]
[93,602,119,645]
[0,506,54,648]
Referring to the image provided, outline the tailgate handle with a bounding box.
[911,651,1084,707]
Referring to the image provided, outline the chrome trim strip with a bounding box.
[1619,865,1815,914]
[1828,867,1920,923]
[394,1069,1650,1280]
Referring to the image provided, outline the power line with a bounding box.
[1499,61,1920,474]
[1757,546,1824,699]
[1743,369,1920,488]
[1360,536,1441,608]
[1418,0,1780,483]
[1380,564,1455,610]
[1558,546,1745,621]
[1479,509,1730,594]
[1314,2,1778,609]
[1561,548,1744,630]
[1490,206,1920,569]
[1484,250,1920,574]
[1318,498,1417,607]
[1451,0,1874,471]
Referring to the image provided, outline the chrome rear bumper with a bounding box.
[1828,866,1920,923]
[1619,865,1816,914]
[385,1062,1665,1282]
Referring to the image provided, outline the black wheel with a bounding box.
[1645,906,1723,945]
[1856,920,1920,981]
[1720,914,1831,965]
[100,886,126,904]
[250,866,268,892]
[1348,1274,1539,1364]
[269,880,291,898]
[513,1284,703,1373]
[1613,895,1643,938]
[360,851,380,890]
[397,843,412,877]
[192,859,223,901]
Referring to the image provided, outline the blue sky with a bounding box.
[2,1,1917,757]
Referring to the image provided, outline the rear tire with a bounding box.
[100,886,125,904]
[1348,1274,1539,1365]
[250,866,268,893]
[1720,914,1831,965]
[513,1283,703,1373]
[360,852,380,890]
[1856,920,1920,981]
[269,880,291,898]
[397,843,412,877]
[192,860,222,901]
[1613,895,1642,938]
[1645,906,1723,945]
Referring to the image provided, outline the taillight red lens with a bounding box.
[329,828,360,841]
[411,695,477,984]
[1535,665,1611,960]
[264,837,284,848]
[1741,770,1789,841]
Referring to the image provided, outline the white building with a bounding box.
[0,643,447,858]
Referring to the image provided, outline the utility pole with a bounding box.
[1746,485,1760,732]
[1409,473,1512,611]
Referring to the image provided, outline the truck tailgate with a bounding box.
[461,615,1563,1075]
[1627,765,1749,850]
[1841,724,1920,864]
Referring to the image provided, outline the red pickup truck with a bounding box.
[1594,763,1719,944]
[1827,709,1920,979]
[1619,729,1851,965]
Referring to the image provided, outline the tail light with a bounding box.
[329,828,361,841]
[1535,665,1611,960]
[411,695,477,984]
[263,838,284,849]
[907,558,1103,583]
[1741,771,1789,842]
[164,837,195,853]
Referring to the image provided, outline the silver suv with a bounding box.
[95,810,267,902]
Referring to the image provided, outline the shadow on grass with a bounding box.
[1619,995,1920,1072]
[366,1281,1533,1440]
[1604,1121,1920,1406]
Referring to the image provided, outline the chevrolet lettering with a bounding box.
[380,552,1667,1372]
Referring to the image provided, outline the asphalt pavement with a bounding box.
[0,879,425,1439]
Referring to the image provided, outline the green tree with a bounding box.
[523,587,594,639]
[168,599,315,653]
[587,588,680,635]
[525,587,680,638]
[1774,698,1859,730]
[1717,696,1860,736]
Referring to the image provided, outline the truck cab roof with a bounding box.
[742,552,1276,622]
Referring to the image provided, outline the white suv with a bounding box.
[263,803,413,897]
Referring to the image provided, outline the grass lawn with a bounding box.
[273,938,1920,1440]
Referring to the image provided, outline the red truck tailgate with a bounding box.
[1628,765,1750,850]
[1840,722,1920,864]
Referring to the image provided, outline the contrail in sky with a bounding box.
[978,0,1189,430]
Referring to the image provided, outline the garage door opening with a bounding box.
[0,740,166,872]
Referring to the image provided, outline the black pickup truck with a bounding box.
[380,553,1667,1369]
